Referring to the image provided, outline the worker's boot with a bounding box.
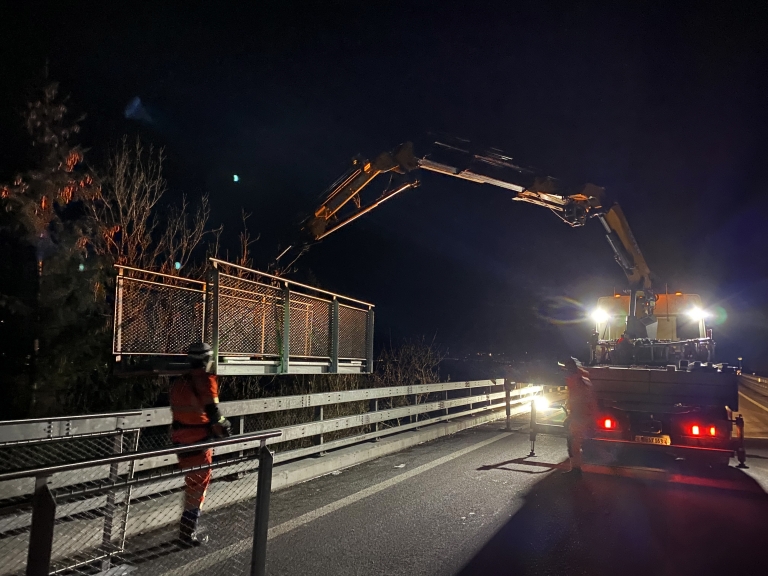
[562,466,582,478]
[179,509,208,546]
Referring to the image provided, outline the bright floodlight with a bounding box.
[591,308,610,324]
[534,397,550,412]
[686,307,711,321]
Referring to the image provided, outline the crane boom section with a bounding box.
[600,205,653,291]
[301,139,653,293]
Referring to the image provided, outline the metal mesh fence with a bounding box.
[0,434,135,474]
[338,304,368,359]
[217,274,283,357]
[288,294,331,358]
[115,274,205,356]
[0,446,273,576]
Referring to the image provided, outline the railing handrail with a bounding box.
[0,410,144,426]
[0,429,282,482]
[210,257,374,307]
[115,264,207,286]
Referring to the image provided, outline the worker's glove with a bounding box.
[204,403,231,438]
[210,417,232,438]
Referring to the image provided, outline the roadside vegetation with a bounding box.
[0,79,444,420]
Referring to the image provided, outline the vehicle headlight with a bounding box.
[534,397,550,412]
[686,307,711,321]
[591,308,610,323]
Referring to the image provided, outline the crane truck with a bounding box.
[286,137,744,466]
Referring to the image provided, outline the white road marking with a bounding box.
[159,431,510,576]
[739,391,768,413]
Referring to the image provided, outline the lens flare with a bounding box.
[536,296,589,325]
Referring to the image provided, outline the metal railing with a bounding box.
[0,430,281,576]
[113,259,375,375]
[0,379,541,575]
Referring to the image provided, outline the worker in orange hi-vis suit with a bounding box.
[170,342,231,546]
[559,356,598,478]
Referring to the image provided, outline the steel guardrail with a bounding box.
[0,380,541,576]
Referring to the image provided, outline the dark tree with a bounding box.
[0,81,108,417]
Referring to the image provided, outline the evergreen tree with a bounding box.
[0,81,108,417]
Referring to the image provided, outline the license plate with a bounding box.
[634,435,671,445]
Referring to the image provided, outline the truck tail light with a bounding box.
[603,418,614,429]
[691,425,700,436]
[709,426,716,436]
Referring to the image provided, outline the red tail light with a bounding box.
[603,418,614,429]
[709,426,716,436]
[691,425,700,436]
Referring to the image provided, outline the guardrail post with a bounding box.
[281,284,290,374]
[314,406,325,454]
[369,398,380,439]
[504,381,515,431]
[250,442,274,576]
[210,265,220,374]
[330,298,339,373]
[27,475,55,576]
[365,307,374,374]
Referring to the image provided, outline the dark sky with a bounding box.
[3,1,768,370]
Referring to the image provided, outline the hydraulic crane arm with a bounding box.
[298,139,654,293]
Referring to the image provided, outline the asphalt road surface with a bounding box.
[140,385,768,576]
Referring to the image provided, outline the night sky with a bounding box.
[3,1,768,372]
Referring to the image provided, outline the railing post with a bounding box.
[250,443,274,576]
[365,307,374,374]
[528,393,537,457]
[118,429,141,552]
[281,284,290,374]
[114,267,124,362]
[201,270,208,344]
[211,265,220,374]
[330,298,339,373]
[27,475,56,576]
[100,432,124,571]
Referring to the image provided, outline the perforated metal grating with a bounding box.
[115,275,205,355]
[338,304,368,359]
[114,261,374,371]
[289,293,332,358]
[217,274,283,357]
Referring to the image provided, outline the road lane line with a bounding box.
[159,431,510,576]
[739,391,768,413]
[267,431,509,539]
